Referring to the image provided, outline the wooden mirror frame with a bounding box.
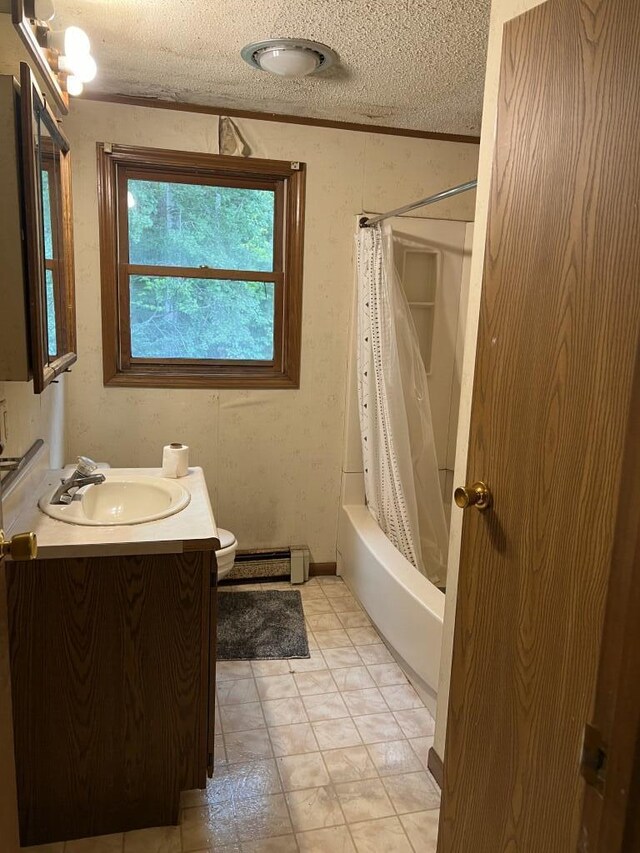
[20,62,77,393]
[12,0,69,116]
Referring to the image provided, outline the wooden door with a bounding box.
[0,485,20,852]
[439,1,640,851]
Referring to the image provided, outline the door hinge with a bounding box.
[581,723,607,793]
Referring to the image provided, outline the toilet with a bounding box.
[216,528,238,580]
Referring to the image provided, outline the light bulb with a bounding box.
[66,75,83,97]
[257,47,320,78]
[64,26,91,59]
[58,53,96,83]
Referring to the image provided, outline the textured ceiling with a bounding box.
[54,0,490,134]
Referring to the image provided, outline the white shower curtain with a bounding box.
[356,222,448,587]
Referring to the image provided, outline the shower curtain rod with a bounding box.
[359,178,478,228]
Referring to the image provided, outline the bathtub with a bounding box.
[337,501,445,715]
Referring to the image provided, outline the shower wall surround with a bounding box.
[62,101,478,562]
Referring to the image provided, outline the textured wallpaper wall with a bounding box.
[63,101,478,561]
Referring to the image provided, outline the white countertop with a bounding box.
[10,467,219,560]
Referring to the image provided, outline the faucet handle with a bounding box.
[76,456,98,476]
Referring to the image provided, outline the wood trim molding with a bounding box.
[308,562,337,577]
[81,92,481,145]
[96,142,305,389]
[427,746,443,789]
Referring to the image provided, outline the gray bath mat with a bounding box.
[217,590,310,660]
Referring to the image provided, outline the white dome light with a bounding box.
[241,39,338,79]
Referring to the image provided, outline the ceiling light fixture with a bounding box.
[241,39,338,78]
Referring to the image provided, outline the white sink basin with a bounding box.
[39,473,191,526]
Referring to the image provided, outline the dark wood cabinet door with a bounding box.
[7,550,211,845]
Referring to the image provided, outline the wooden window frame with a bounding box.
[97,143,306,389]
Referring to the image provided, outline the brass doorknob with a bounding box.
[454,481,492,512]
[0,529,37,560]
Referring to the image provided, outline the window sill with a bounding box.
[103,367,300,390]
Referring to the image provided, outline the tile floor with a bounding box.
[23,577,440,853]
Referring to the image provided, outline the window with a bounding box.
[97,144,305,388]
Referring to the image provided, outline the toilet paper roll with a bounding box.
[162,443,189,478]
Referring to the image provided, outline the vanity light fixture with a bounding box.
[241,38,338,78]
[12,0,98,110]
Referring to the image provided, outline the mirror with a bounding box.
[20,62,76,393]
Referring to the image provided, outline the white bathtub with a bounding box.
[337,502,445,714]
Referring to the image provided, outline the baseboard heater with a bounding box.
[218,546,310,585]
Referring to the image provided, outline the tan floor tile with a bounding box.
[400,810,439,851]
[336,611,371,629]
[223,759,283,801]
[322,648,362,669]
[408,736,434,771]
[348,628,380,646]
[299,587,329,601]
[366,741,423,777]
[331,667,375,692]
[393,709,435,739]
[307,633,320,651]
[313,630,352,650]
[316,577,345,586]
[294,670,337,696]
[277,752,331,791]
[217,678,260,706]
[379,685,423,712]
[323,585,354,600]
[21,845,64,853]
[341,688,389,717]
[312,718,363,750]
[224,729,274,764]
[217,661,255,681]
[381,772,440,814]
[301,598,335,615]
[215,734,227,766]
[215,705,222,735]
[306,613,343,632]
[220,702,266,733]
[241,835,298,852]
[261,697,308,727]
[255,674,299,701]
[353,714,405,745]
[303,692,350,722]
[123,825,180,853]
[349,816,413,852]
[233,793,293,842]
[296,825,357,852]
[366,664,408,688]
[285,786,345,832]
[289,651,328,673]
[322,746,378,784]
[250,659,291,677]
[335,778,395,823]
[180,785,209,808]
[268,722,319,756]
[328,596,361,613]
[356,645,394,666]
[180,803,237,851]
[64,834,123,853]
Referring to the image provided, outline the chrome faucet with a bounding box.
[50,456,106,505]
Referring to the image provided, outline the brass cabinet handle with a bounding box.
[0,529,38,560]
[454,481,493,512]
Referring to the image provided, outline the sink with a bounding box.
[39,473,191,526]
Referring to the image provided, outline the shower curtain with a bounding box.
[356,222,448,587]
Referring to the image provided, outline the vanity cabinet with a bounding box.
[6,546,218,846]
